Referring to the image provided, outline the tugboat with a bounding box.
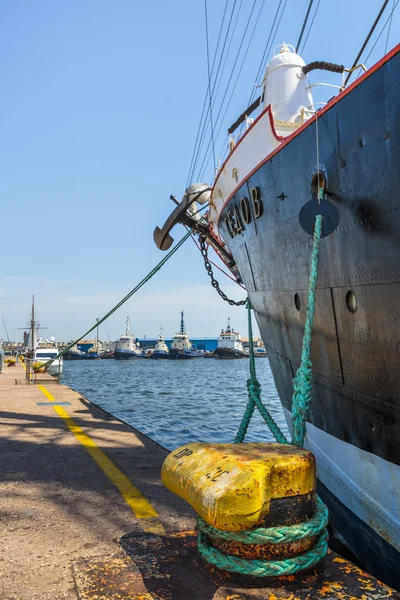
[214,318,246,359]
[87,341,102,359]
[63,344,87,360]
[154,37,400,588]
[169,312,204,359]
[114,317,143,360]
[150,328,169,359]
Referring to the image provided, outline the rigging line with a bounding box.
[361,0,399,67]
[38,230,194,370]
[316,111,320,204]
[205,0,216,173]
[344,0,390,86]
[300,0,322,55]
[200,0,267,179]
[385,0,395,53]
[190,0,242,183]
[186,0,230,187]
[296,0,315,54]
[227,0,286,150]
[1,317,10,343]
[193,0,246,181]
[207,0,244,120]
[217,0,267,142]
[188,0,238,185]
[246,0,284,108]
[196,0,259,181]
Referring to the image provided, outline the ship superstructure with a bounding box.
[169,312,204,359]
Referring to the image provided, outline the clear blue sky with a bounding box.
[1,0,397,342]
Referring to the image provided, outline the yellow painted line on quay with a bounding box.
[38,385,164,534]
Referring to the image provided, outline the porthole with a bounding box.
[294,293,301,311]
[346,291,357,314]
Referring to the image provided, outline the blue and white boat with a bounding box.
[150,328,169,359]
[114,317,143,360]
[168,312,204,359]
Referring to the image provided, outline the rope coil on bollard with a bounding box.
[197,213,330,577]
[196,496,328,545]
[197,529,329,577]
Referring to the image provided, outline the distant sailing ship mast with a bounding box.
[18,295,47,356]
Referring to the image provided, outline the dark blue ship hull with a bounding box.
[150,350,169,359]
[218,46,400,589]
[114,349,142,360]
[168,349,204,359]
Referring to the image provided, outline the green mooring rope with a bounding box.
[197,214,327,576]
[197,496,328,545]
[234,298,289,445]
[291,213,323,447]
[37,229,193,371]
[197,528,329,577]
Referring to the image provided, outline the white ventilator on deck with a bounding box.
[262,43,314,135]
[208,43,315,234]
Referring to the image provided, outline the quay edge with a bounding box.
[1,362,399,598]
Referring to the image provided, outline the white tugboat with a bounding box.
[214,318,246,359]
[150,328,169,359]
[169,311,204,359]
[114,317,143,360]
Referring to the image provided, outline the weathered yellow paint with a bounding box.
[162,442,315,530]
[38,385,163,532]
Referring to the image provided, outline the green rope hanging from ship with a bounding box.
[195,213,329,577]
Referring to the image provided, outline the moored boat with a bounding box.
[63,344,87,360]
[169,312,204,359]
[150,328,169,359]
[114,317,143,360]
[33,337,63,375]
[214,318,246,359]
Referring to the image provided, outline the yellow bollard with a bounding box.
[162,442,316,532]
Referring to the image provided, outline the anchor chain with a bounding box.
[198,235,246,306]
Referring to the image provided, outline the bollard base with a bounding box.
[69,531,399,600]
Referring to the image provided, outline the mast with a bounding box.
[18,296,46,354]
[1,316,10,343]
[96,317,100,349]
[180,311,185,334]
[31,295,35,352]
[227,317,231,333]
[125,316,130,336]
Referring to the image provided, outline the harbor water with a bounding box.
[61,358,289,450]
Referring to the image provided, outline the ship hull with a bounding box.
[216,47,400,589]
[168,349,204,359]
[214,348,246,359]
[114,349,142,360]
[150,350,169,359]
[63,352,86,360]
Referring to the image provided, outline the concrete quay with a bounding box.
[0,363,398,599]
[0,363,193,599]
